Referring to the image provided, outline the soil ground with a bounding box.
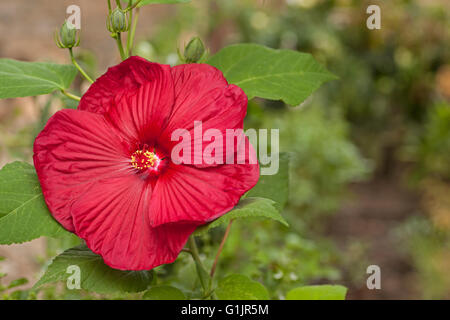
[327,178,421,299]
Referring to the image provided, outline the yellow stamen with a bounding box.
[131,149,159,170]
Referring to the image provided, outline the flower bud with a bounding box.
[55,21,80,49]
[107,8,129,34]
[183,37,206,63]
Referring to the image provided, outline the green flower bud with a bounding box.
[107,8,129,34]
[183,37,206,63]
[55,21,79,49]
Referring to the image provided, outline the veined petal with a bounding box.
[149,149,260,227]
[105,65,174,145]
[71,174,198,270]
[159,64,248,167]
[33,109,131,231]
[79,56,171,115]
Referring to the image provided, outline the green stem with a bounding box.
[188,236,211,296]
[61,89,81,101]
[210,220,233,278]
[107,0,112,12]
[126,0,142,11]
[127,7,140,56]
[69,49,94,84]
[115,0,122,9]
[126,9,133,57]
[115,33,127,60]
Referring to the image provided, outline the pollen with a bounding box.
[131,149,160,171]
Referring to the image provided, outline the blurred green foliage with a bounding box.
[405,102,450,181]
[396,217,450,299]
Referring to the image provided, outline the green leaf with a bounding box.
[245,152,289,210]
[208,44,337,106]
[286,285,347,300]
[8,278,29,289]
[0,162,71,244]
[34,244,154,294]
[143,285,186,300]
[194,197,288,236]
[215,274,269,300]
[129,0,190,7]
[9,290,29,300]
[0,59,77,99]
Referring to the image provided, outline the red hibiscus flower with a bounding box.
[33,57,259,270]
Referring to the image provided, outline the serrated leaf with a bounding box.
[143,285,186,300]
[0,162,71,244]
[245,152,289,210]
[0,59,77,99]
[128,0,190,7]
[34,245,154,294]
[215,274,269,300]
[286,285,347,300]
[194,197,288,236]
[208,44,337,106]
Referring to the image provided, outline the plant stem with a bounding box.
[115,0,122,9]
[126,9,133,57]
[115,33,127,60]
[126,0,142,11]
[69,49,94,84]
[210,220,234,278]
[188,236,211,295]
[107,0,112,12]
[60,89,81,101]
[127,7,140,56]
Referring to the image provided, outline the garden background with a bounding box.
[0,0,449,299]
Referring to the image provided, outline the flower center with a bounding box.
[131,149,161,171]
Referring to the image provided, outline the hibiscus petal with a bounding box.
[71,174,198,270]
[149,150,260,227]
[33,109,131,231]
[159,64,248,167]
[104,64,174,145]
[79,56,171,115]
